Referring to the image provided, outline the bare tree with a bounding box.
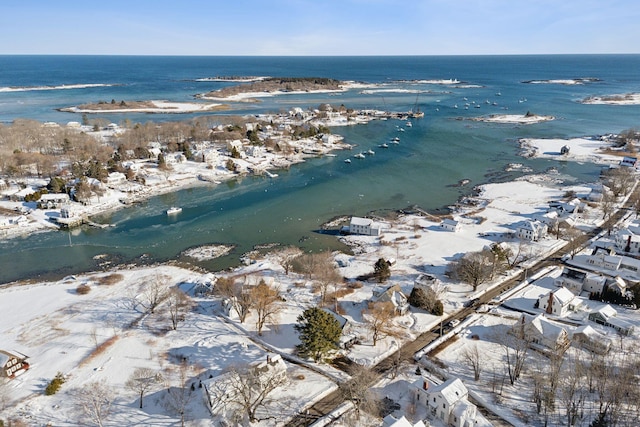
[600,189,616,222]
[215,277,253,323]
[139,274,170,314]
[273,245,302,275]
[558,351,585,427]
[206,359,288,423]
[166,287,192,330]
[126,367,162,409]
[340,364,379,420]
[494,324,529,385]
[447,251,492,290]
[249,281,282,336]
[460,344,483,381]
[164,361,194,427]
[363,301,399,346]
[313,251,342,306]
[564,227,585,259]
[72,380,114,427]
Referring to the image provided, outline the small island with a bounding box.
[581,93,640,105]
[197,77,346,100]
[58,99,228,114]
[469,111,555,124]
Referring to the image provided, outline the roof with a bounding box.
[596,304,618,319]
[441,218,459,226]
[429,377,468,406]
[350,216,373,227]
[524,314,567,342]
[551,287,575,306]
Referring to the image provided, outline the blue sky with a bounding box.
[3,0,639,55]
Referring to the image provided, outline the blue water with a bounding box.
[1,55,640,283]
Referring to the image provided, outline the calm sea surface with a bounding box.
[1,55,640,283]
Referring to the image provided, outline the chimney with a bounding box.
[423,380,429,391]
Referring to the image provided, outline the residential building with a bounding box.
[588,305,634,336]
[572,325,611,354]
[514,314,570,353]
[538,287,581,317]
[412,377,478,427]
[516,220,547,241]
[349,216,382,236]
[321,308,358,349]
[382,415,426,427]
[37,193,70,209]
[372,284,410,315]
[0,350,29,379]
[440,218,461,232]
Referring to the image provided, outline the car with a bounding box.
[448,319,460,328]
[464,298,480,308]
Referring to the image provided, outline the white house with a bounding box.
[572,325,611,354]
[619,156,638,168]
[614,219,640,253]
[382,415,426,427]
[372,284,410,315]
[349,216,382,236]
[588,305,634,336]
[514,314,570,353]
[227,140,244,155]
[37,193,70,209]
[106,171,127,186]
[440,218,461,232]
[516,220,547,241]
[413,377,478,427]
[538,287,580,317]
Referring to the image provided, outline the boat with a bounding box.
[380,143,389,148]
[344,159,351,164]
[367,149,375,155]
[166,207,182,215]
[392,137,400,142]
[354,153,366,159]
[405,121,412,127]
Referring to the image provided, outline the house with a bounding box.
[548,198,583,214]
[614,220,640,253]
[226,140,244,156]
[538,287,580,317]
[572,325,611,354]
[372,284,410,315]
[553,267,586,294]
[202,354,288,419]
[514,314,570,353]
[0,350,29,379]
[619,156,638,168]
[516,220,547,241]
[588,305,634,336]
[106,171,126,186]
[349,216,382,236]
[382,415,426,427]
[412,377,478,427]
[440,218,461,232]
[37,193,70,209]
[322,308,357,348]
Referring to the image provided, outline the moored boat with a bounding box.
[166,207,182,215]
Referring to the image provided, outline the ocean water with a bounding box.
[1,55,640,283]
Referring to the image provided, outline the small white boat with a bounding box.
[398,128,405,132]
[166,207,182,215]
[380,143,389,148]
[405,122,412,127]
[453,104,458,109]
[354,153,366,159]
[367,149,375,155]
[344,159,352,164]
[392,137,400,142]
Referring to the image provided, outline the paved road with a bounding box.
[285,187,639,427]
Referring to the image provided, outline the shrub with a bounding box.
[97,273,124,286]
[432,300,444,316]
[45,372,66,395]
[76,284,91,295]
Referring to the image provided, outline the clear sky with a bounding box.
[2,0,639,55]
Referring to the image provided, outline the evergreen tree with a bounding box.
[294,307,341,362]
[373,258,391,283]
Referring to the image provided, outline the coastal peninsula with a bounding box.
[197,76,346,101]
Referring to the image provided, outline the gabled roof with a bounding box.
[524,314,567,342]
[350,216,373,227]
[429,377,467,406]
[596,304,618,319]
[551,287,575,306]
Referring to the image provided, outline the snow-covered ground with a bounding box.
[1,131,637,425]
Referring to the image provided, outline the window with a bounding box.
[443,403,446,408]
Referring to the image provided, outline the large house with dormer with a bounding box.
[412,377,478,427]
[537,287,581,317]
